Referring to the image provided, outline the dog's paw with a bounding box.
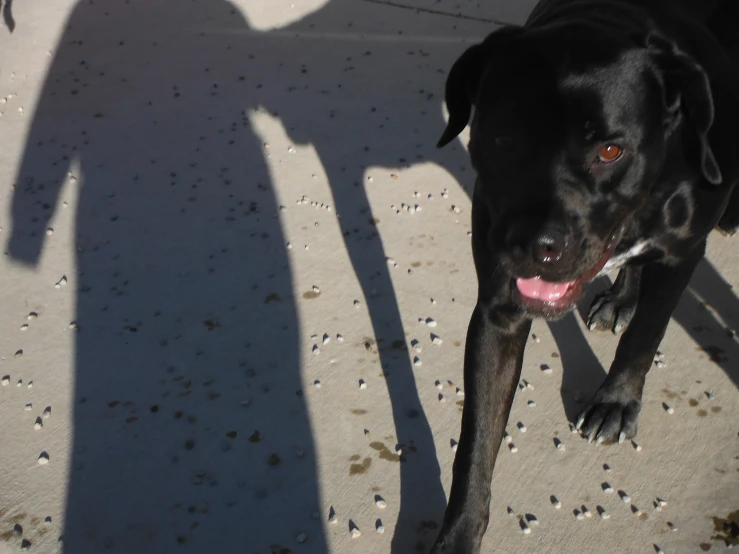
[429,518,484,554]
[576,384,641,444]
[587,288,636,334]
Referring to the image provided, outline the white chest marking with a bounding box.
[600,241,651,274]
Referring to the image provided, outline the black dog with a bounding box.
[430,0,738,551]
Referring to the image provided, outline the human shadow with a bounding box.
[6,0,497,552]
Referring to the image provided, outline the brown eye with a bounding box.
[598,144,623,163]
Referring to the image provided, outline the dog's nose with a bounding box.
[533,228,568,264]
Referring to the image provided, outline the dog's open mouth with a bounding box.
[513,227,622,313]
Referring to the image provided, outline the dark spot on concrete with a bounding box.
[663,388,682,400]
[369,441,401,462]
[125,416,138,424]
[456,400,464,407]
[107,400,120,408]
[349,457,371,475]
[0,530,14,542]
[689,399,699,407]
[411,262,421,268]
[697,409,708,417]
[406,408,420,419]
[225,431,237,439]
[265,292,283,303]
[551,352,560,358]
[711,510,739,546]
[150,405,159,413]
[302,291,319,300]
[454,341,461,347]
[372,486,382,492]
[207,391,220,400]
[174,410,183,419]
[203,319,221,330]
[268,453,281,466]
[184,439,195,450]
[351,409,367,415]
[699,543,711,551]
[348,454,360,461]
[391,339,405,350]
[248,430,262,443]
[711,406,722,413]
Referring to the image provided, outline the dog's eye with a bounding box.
[597,144,623,163]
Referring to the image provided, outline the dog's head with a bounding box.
[439,23,722,318]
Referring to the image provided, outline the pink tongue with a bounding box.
[516,277,575,301]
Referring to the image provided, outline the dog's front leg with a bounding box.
[431,301,531,554]
[577,247,705,443]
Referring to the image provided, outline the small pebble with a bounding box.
[312,345,320,355]
[2,376,9,386]
[27,312,38,320]
[575,510,584,520]
[654,360,664,368]
[450,439,458,452]
[657,498,667,508]
[654,545,664,554]
[46,228,54,236]
[431,334,443,346]
[20,324,28,331]
[411,339,422,352]
[603,464,611,472]
[43,407,51,419]
[504,432,512,444]
[44,517,52,525]
[38,452,50,465]
[509,444,518,453]
[375,496,387,509]
[632,440,642,451]
[556,441,565,452]
[296,532,307,544]
[15,350,23,358]
[312,285,320,293]
[426,318,437,327]
[619,491,631,503]
[507,506,515,516]
[25,403,32,411]
[527,400,536,407]
[435,380,443,390]
[526,514,539,526]
[375,519,384,533]
[359,380,366,389]
[520,519,531,534]
[582,505,592,518]
[313,380,321,389]
[336,334,344,342]
[667,522,677,532]
[631,505,642,516]
[13,524,23,538]
[525,380,534,390]
[598,506,610,520]
[532,334,540,343]
[517,422,527,433]
[34,418,43,430]
[353,300,361,308]
[540,364,552,375]
[413,357,422,367]
[21,539,31,551]
[17,380,22,387]
[328,507,337,524]
[456,388,464,397]
[603,483,614,493]
[550,496,562,509]
[322,333,330,345]
[438,393,446,403]
[351,527,361,539]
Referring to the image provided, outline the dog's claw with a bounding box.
[575,416,585,430]
[618,432,625,444]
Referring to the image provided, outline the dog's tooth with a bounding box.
[582,505,592,518]
[667,522,677,532]
[597,506,610,520]
[603,483,614,494]
[551,495,562,509]
[619,491,631,503]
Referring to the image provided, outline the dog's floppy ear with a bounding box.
[437,27,522,148]
[647,33,722,185]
